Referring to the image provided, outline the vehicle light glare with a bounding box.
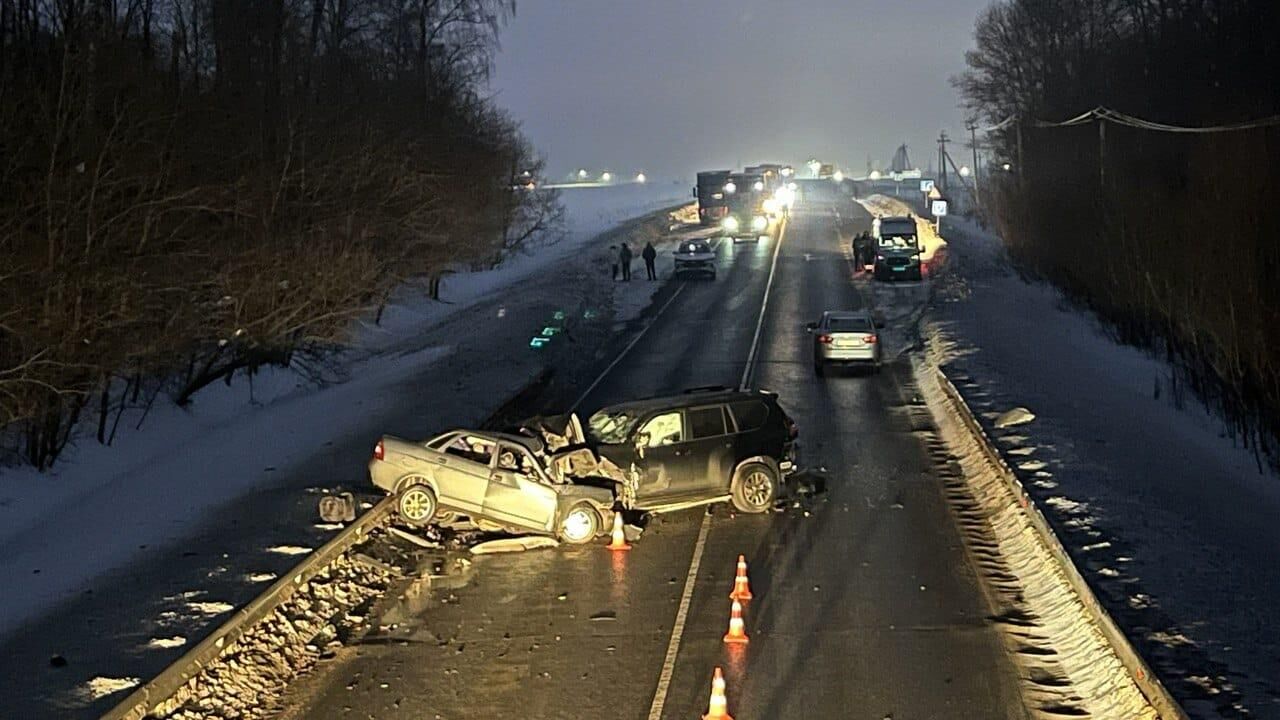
[833,170,845,182]
[636,172,646,183]
[724,181,737,194]
[722,216,740,232]
[753,181,764,192]
[751,215,767,231]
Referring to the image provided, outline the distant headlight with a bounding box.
[722,216,740,232]
[876,254,886,261]
[751,216,767,231]
[753,181,764,192]
[762,198,780,214]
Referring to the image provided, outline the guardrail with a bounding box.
[100,496,396,720]
[934,367,1188,720]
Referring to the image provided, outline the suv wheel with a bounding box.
[730,462,777,513]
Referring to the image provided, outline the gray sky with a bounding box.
[490,0,991,181]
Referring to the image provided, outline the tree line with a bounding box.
[0,0,561,468]
[956,0,1280,466]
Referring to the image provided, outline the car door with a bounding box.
[432,434,498,514]
[681,405,736,492]
[482,443,559,532]
[631,410,688,499]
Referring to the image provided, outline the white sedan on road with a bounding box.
[807,311,882,376]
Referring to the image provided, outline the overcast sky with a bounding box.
[490,0,991,182]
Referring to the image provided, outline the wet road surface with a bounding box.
[281,196,1030,719]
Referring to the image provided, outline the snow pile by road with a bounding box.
[858,194,948,261]
[918,363,1159,720]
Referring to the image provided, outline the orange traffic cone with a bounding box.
[606,511,631,551]
[729,555,753,601]
[723,599,749,644]
[702,667,734,720]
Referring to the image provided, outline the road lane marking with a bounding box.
[643,219,788,719]
[570,284,687,411]
[738,218,789,390]
[645,512,711,720]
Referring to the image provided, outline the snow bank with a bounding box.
[918,363,1160,719]
[929,213,1280,714]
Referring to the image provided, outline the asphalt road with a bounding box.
[280,190,1030,719]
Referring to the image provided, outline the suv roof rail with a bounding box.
[682,385,733,394]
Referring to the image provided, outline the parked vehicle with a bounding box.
[674,238,716,279]
[721,172,769,242]
[871,215,923,281]
[807,311,883,375]
[369,430,616,544]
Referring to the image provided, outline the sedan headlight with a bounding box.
[722,216,740,232]
[762,198,780,214]
[751,215,767,231]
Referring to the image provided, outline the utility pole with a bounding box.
[966,120,980,196]
[937,130,950,192]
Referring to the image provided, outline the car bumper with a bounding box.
[817,347,878,362]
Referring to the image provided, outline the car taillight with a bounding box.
[817,334,833,344]
[373,439,385,461]
[864,334,878,344]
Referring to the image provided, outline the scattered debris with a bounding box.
[470,536,559,554]
[318,492,357,523]
[49,654,67,668]
[994,407,1035,428]
[245,572,277,583]
[388,526,443,549]
[589,610,617,621]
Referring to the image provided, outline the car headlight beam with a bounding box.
[722,216,740,233]
[751,215,767,232]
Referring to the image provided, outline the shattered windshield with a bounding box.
[587,409,641,444]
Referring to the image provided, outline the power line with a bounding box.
[982,106,1280,134]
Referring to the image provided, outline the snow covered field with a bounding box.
[0,181,689,642]
[927,215,1280,718]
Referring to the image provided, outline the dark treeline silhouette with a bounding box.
[0,0,561,468]
[956,0,1280,466]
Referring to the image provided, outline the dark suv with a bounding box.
[585,388,799,514]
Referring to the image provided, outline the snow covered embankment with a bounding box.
[918,361,1168,720]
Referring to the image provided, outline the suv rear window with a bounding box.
[688,406,727,439]
[729,400,769,431]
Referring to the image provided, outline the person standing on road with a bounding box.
[642,241,657,280]
[619,243,633,281]
[609,245,619,281]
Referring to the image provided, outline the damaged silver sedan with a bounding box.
[369,428,619,544]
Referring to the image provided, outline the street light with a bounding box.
[1002,163,1012,172]
[577,169,588,179]
[959,166,971,177]
[601,172,612,182]
[832,170,845,183]
[636,172,646,183]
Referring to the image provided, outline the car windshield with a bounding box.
[587,409,642,444]
[878,234,918,250]
[827,316,873,332]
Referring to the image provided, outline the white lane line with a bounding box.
[570,283,687,411]
[738,219,789,390]
[643,219,788,720]
[645,511,711,720]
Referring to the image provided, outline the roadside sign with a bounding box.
[927,186,943,200]
[919,179,935,193]
[890,172,904,182]
[931,199,949,217]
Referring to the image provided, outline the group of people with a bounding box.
[610,241,659,281]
